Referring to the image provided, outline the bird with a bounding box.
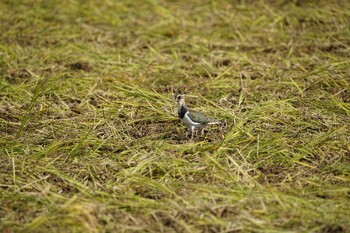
[175,94,220,138]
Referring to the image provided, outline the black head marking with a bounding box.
[175,94,185,103]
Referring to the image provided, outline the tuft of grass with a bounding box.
[1,0,349,232]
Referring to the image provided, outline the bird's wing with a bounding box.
[188,110,211,124]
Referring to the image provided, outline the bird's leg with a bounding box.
[190,127,194,140]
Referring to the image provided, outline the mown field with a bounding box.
[1,0,349,232]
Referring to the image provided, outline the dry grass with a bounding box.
[1,0,349,232]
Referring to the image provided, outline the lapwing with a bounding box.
[175,94,220,138]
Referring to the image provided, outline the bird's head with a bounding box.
[175,94,185,105]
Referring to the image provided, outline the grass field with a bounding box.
[1,0,350,232]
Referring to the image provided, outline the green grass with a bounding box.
[1,0,349,232]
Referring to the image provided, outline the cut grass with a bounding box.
[1,0,350,232]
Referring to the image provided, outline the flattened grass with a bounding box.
[1,0,349,232]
